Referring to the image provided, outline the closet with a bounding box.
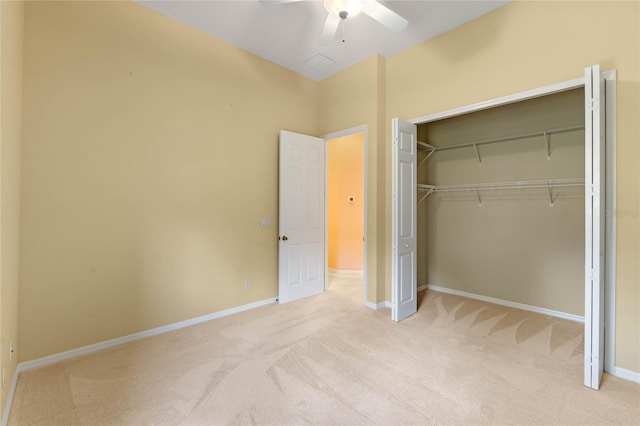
[391,66,610,391]
[415,88,586,319]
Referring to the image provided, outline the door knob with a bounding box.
[282,235,288,241]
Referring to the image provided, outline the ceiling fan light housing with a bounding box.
[324,0,363,18]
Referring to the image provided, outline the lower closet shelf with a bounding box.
[417,178,585,206]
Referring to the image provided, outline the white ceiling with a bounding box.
[136,0,510,81]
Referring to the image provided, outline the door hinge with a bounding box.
[588,97,599,112]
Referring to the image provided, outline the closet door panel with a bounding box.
[392,118,417,322]
[584,64,605,390]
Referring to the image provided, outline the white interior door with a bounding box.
[278,130,325,303]
[584,64,606,389]
[391,118,417,321]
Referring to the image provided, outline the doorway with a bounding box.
[278,126,368,306]
[324,127,367,305]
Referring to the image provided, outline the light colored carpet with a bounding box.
[9,271,640,425]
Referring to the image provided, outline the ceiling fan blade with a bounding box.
[319,13,340,44]
[259,0,303,5]
[361,0,408,32]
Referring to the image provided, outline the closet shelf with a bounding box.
[417,178,585,206]
[419,124,585,165]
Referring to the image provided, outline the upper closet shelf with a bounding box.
[418,124,585,165]
[417,178,584,207]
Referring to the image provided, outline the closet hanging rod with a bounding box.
[433,124,584,152]
[429,178,584,193]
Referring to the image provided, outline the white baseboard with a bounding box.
[425,284,584,323]
[364,300,387,310]
[16,297,277,374]
[612,367,640,384]
[379,287,425,311]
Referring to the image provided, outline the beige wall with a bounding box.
[0,0,23,415]
[418,89,585,316]
[319,55,387,303]
[19,1,319,362]
[328,133,364,270]
[386,1,639,371]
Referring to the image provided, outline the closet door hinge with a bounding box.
[588,97,599,112]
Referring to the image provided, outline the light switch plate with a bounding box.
[260,218,272,228]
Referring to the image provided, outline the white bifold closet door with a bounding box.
[391,118,418,322]
[278,130,325,303]
[584,64,606,390]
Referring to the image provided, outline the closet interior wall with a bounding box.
[417,88,585,316]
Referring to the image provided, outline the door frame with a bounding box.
[406,71,617,377]
[323,125,368,306]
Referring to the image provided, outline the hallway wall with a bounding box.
[328,133,364,271]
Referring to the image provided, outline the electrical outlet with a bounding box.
[9,342,14,362]
[244,280,250,289]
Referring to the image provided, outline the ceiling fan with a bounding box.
[260,0,409,43]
